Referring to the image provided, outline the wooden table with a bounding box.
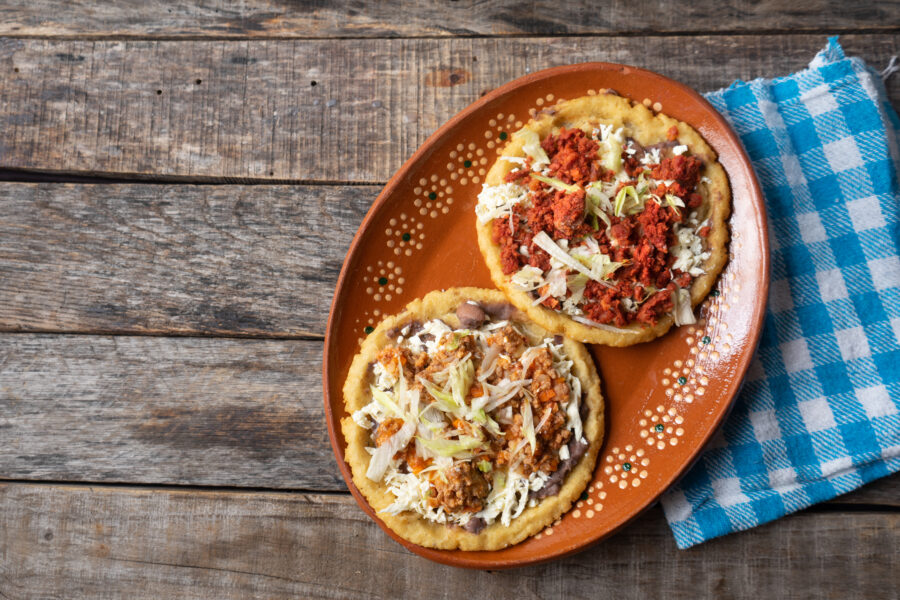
[1,3,897,597]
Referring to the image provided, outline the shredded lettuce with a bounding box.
[450,358,475,408]
[614,185,641,217]
[596,210,612,231]
[532,231,612,287]
[417,436,485,458]
[589,252,623,281]
[521,400,536,454]
[370,386,403,418]
[531,173,579,193]
[636,170,651,196]
[586,181,613,214]
[672,287,696,326]
[510,265,544,291]
[665,193,685,215]
[600,136,622,172]
[418,376,459,413]
[367,420,416,481]
[475,410,503,437]
[545,267,567,297]
[516,129,550,170]
[477,459,493,473]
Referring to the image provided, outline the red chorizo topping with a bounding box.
[541,127,604,185]
[551,188,586,238]
[476,123,712,329]
[650,155,703,196]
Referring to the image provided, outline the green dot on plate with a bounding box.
[702,335,711,344]
[428,192,437,200]
[364,326,374,334]
[580,492,588,501]
[499,131,508,140]
[711,289,720,297]
[378,277,388,285]
[678,376,687,385]
[623,462,631,471]
[402,233,411,242]
[463,160,472,168]
[655,424,664,432]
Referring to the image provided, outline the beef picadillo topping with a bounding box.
[351,300,589,531]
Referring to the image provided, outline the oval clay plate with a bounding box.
[323,62,768,569]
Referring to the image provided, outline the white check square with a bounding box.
[856,385,897,419]
[801,85,840,116]
[749,409,783,442]
[781,338,814,373]
[823,137,864,172]
[816,268,849,302]
[868,256,900,291]
[797,212,828,244]
[768,467,798,488]
[711,477,750,507]
[821,456,853,477]
[798,397,837,432]
[847,196,886,231]
[834,326,872,361]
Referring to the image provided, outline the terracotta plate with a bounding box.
[323,63,768,568]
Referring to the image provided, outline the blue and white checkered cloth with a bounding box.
[661,38,900,549]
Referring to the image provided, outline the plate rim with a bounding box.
[323,60,770,568]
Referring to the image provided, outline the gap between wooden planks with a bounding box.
[0,34,897,182]
[0,0,897,38]
[2,329,899,500]
[0,482,897,600]
[0,183,371,337]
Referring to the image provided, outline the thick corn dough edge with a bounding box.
[476,94,731,346]
[341,287,605,551]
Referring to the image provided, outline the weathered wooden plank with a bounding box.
[0,334,344,490]
[0,183,370,336]
[0,0,896,38]
[0,483,897,599]
[3,332,898,502]
[1,34,896,181]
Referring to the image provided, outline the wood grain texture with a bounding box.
[1,483,897,600]
[1,34,897,181]
[2,331,898,501]
[0,0,897,38]
[0,334,344,490]
[0,183,370,336]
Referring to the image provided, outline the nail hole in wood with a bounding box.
[156,90,162,95]
[195,79,202,85]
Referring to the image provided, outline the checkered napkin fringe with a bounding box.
[661,38,900,549]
